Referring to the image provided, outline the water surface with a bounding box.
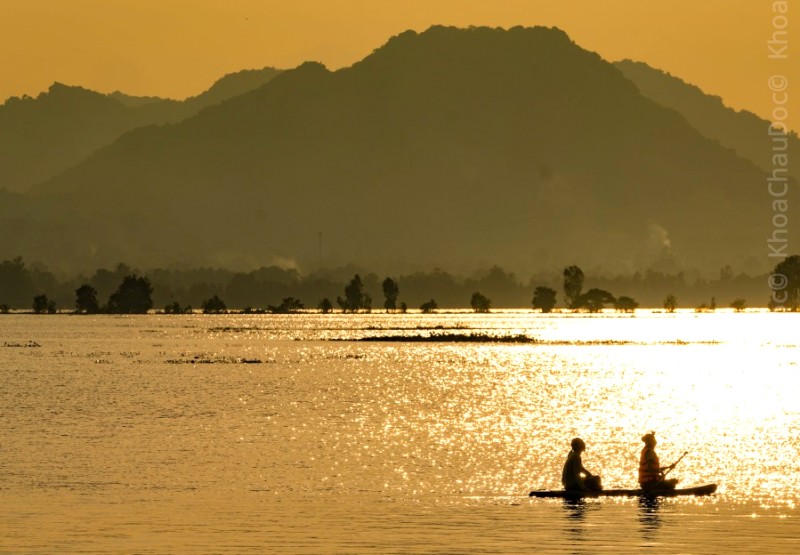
[1,311,798,553]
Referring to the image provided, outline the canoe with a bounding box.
[529,483,717,498]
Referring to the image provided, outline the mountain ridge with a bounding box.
[1,26,790,277]
[615,59,799,178]
[0,67,283,193]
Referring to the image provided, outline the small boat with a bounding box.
[529,483,717,499]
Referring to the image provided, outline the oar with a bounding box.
[662,451,688,477]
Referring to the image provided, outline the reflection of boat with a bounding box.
[529,483,717,498]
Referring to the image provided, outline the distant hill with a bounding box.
[181,67,285,112]
[0,26,791,276]
[0,67,282,192]
[615,59,800,178]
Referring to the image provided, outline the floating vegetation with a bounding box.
[208,326,351,333]
[208,326,264,333]
[356,333,536,343]
[165,354,267,364]
[541,339,720,346]
[323,352,368,360]
[333,335,720,346]
[3,340,41,348]
[364,324,468,331]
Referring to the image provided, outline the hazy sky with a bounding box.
[2,1,795,129]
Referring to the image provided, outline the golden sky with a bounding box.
[1,1,795,129]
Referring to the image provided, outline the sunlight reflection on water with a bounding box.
[1,311,798,552]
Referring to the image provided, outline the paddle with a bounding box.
[662,451,688,477]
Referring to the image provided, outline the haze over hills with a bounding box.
[0,26,793,276]
[615,59,800,179]
[0,67,282,192]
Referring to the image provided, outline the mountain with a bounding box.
[0,26,790,276]
[615,59,800,178]
[0,67,282,192]
[181,67,285,112]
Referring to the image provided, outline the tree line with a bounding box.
[1,256,799,313]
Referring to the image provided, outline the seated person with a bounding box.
[562,437,600,491]
[639,432,679,490]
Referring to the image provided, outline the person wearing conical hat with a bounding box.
[639,432,678,490]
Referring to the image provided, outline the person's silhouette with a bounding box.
[562,437,599,491]
[638,432,679,490]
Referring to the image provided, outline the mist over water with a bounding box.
[2,311,798,553]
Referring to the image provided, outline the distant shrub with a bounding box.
[419,299,438,314]
[470,291,491,313]
[268,297,304,314]
[201,295,227,314]
[107,275,153,314]
[382,277,399,312]
[771,256,800,311]
[576,288,616,313]
[318,298,333,314]
[532,286,557,313]
[164,301,192,314]
[75,284,100,314]
[663,294,678,313]
[563,265,585,309]
[614,296,639,313]
[338,275,371,313]
[33,294,56,314]
[730,299,747,312]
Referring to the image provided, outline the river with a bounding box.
[1,311,798,553]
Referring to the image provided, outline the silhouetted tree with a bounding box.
[575,288,615,313]
[0,256,36,308]
[382,277,399,312]
[614,296,639,313]
[91,263,133,304]
[268,297,304,314]
[470,291,491,313]
[730,299,746,312]
[32,294,46,314]
[399,301,408,314]
[663,294,678,313]
[532,286,557,313]
[107,275,153,314]
[318,298,333,314]
[420,299,438,313]
[0,303,9,314]
[201,295,227,314]
[338,274,371,313]
[710,297,717,311]
[563,265,585,309]
[772,255,800,311]
[33,294,56,314]
[74,284,99,314]
[164,301,191,314]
